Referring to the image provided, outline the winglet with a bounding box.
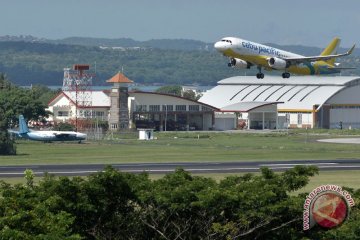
[19,115,29,134]
[347,44,356,55]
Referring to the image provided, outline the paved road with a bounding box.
[1,159,360,177]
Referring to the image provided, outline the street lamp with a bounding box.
[164,105,167,131]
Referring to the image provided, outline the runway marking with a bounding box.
[260,163,338,166]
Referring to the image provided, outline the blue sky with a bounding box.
[1,0,359,47]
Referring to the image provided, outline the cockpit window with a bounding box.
[221,39,232,44]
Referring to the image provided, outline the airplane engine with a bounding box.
[228,58,251,69]
[268,57,289,70]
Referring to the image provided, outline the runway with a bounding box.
[1,159,360,177]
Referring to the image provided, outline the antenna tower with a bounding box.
[62,64,95,130]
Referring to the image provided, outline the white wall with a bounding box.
[214,113,236,130]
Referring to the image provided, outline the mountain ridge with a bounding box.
[0,35,358,86]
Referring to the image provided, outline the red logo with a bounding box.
[311,192,347,228]
[303,185,355,230]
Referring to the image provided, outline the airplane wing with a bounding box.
[7,129,19,134]
[284,45,356,64]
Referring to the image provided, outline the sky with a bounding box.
[1,0,359,47]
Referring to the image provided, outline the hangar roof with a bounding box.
[130,91,219,111]
[221,101,282,112]
[200,76,360,112]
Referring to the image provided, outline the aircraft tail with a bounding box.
[19,115,29,134]
[321,37,341,65]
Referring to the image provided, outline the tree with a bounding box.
[0,108,16,155]
[1,166,360,239]
[155,85,182,96]
[0,179,80,239]
[182,89,202,101]
[0,75,49,127]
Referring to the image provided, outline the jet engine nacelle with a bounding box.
[268,57,289,70]
[228,58,250,69]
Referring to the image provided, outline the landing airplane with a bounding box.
[214,37,356,79]
[9,115,87,143]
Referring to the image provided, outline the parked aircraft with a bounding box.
[214,37,355,79]
[9,115,86,143]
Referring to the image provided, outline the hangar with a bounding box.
[200,76,360,129]
[129,91,217,131]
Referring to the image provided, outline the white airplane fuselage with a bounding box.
[22,130,87,142]
[214,37,353,78]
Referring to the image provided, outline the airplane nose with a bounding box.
[78,133,87,139]
[214,41,227,52]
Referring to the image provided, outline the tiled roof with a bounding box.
[107,72,133,83]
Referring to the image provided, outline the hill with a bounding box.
[0,36,358,86]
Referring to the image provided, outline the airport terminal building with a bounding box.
[48,72,360,131]
[48,73,218,131]
[200,76,360,129]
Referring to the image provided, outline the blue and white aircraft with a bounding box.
[10,115,87,143]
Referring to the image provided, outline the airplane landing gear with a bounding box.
[282,72,290,78]
[256,66,264,79]
[256,73,264,79]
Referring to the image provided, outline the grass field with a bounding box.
[2,131,360,165]
[3,170,359,193]
[2,130,360,189]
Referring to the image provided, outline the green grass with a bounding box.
[2,170,360,193]
[2,131,360,165]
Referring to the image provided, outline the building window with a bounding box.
[189,105,199,111]
[84,110,92,117]
[95,111,104,117]
[297,113,302,125]
[111,123,118,129]
[149,105,160,112]
[58,111,69,117]
[201,106,212,112]
[176,105,186,111]
[136,105,147,112]
[285,113,290,123]
[162,105,173,111]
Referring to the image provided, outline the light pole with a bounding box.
[164,105,167,131]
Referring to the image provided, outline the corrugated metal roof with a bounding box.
[200,76,360,111]
[221,101,281,112]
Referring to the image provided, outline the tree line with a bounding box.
[0,74,59,155]
[1,41,358,87]
[0,166,359,239]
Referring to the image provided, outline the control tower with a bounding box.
[107,72,133,131]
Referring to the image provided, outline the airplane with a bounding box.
[214,37,356,79]
[9,115,87,143]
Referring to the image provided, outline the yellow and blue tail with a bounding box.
[321,37,341,65]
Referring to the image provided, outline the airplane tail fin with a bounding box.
[321,37,341,65]
[19,115,29,134]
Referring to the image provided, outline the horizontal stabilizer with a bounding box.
[327,66,356,70]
